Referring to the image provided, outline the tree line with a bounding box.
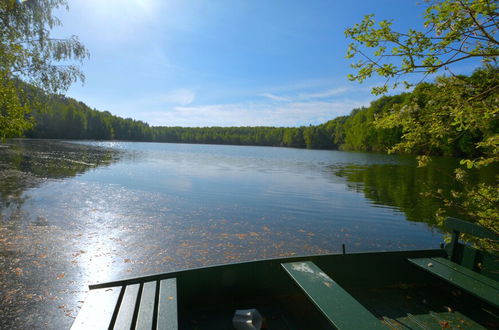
[22,65,494,161]
[3,0,497,246]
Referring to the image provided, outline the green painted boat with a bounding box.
[71,218,499,329]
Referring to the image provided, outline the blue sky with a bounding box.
[53,0,477,127]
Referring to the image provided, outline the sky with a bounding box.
[52,0,478,127]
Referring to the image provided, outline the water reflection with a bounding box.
[0,140,477,329]
[332,158,496,226]
[0,139,120,225]
[0,140,121,329]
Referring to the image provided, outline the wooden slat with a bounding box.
[429,311,484,330]
[282,261,386,329]
[445,217,499,240]
[136,281,157,330]
[406,313,430,330]
[409,257,499,308]
[157,278,178,330]
[432,257,499,290]
[71,287,121,330]
[113,284,140,329]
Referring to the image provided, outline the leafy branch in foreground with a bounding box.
[375,66,498,160]
[0,0,88,140]
[345,0,498,94]
[346,0,498,250]
[377,66,499,251]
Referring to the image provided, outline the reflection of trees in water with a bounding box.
[0,139,120,223]
[333,158,496,228]
[0,171,34,223]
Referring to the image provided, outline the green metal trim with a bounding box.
[89,249,444,290]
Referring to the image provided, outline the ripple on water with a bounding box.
[0,140,458,329]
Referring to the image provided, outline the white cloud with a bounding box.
[298,87,349,100]
[257,86,349,104]
[67,76,373,128]
[142,98,371,127]
[161,89,196,105]
[259,93,290,102]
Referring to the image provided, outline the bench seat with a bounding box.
[71,278,178,330]
[408,257,499,308]
[282,261,386,329]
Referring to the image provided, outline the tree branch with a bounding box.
[458,0,499,45]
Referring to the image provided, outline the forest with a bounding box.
[22,65,496,160]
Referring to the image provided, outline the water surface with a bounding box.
[0,139,467,328]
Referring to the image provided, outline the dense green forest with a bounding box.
[24,88,401,151]
[24,67,496,160]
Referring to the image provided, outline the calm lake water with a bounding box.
[0,139,485,329]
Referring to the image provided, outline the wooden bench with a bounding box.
[409,217,499,308]
[282,261,386,329]
[71,278,177,330]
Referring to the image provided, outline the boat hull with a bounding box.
[72,248,498,329]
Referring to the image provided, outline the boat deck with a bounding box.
[71,273,499,329]
[71,249,499,329]
[71,278,177,330]
[71,218,499,329]
[351,283,498,329]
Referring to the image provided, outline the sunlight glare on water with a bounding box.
[0,139,457,328]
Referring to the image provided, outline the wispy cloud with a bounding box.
[161,89,196,105]
[259,93,290,102]
[142,98,371,127]
[298,87,349,100]
[257,86,350,104]
[69,78,373,127]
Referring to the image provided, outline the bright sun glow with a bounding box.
[76,0,160,22]
[65,0,165,45]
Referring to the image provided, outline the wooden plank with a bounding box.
[282,261,386,329]
[113,284,140,330]
[445,218,499,240]
[406,313,430,330]
[136,281,157,330]
[460,247,477,269]
[157,278,178,330]
[431,257,499,290]
[71,287,121,330]
[408,258,499,308]
[429,311,486,330]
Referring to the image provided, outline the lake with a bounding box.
[0,139,477,328]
